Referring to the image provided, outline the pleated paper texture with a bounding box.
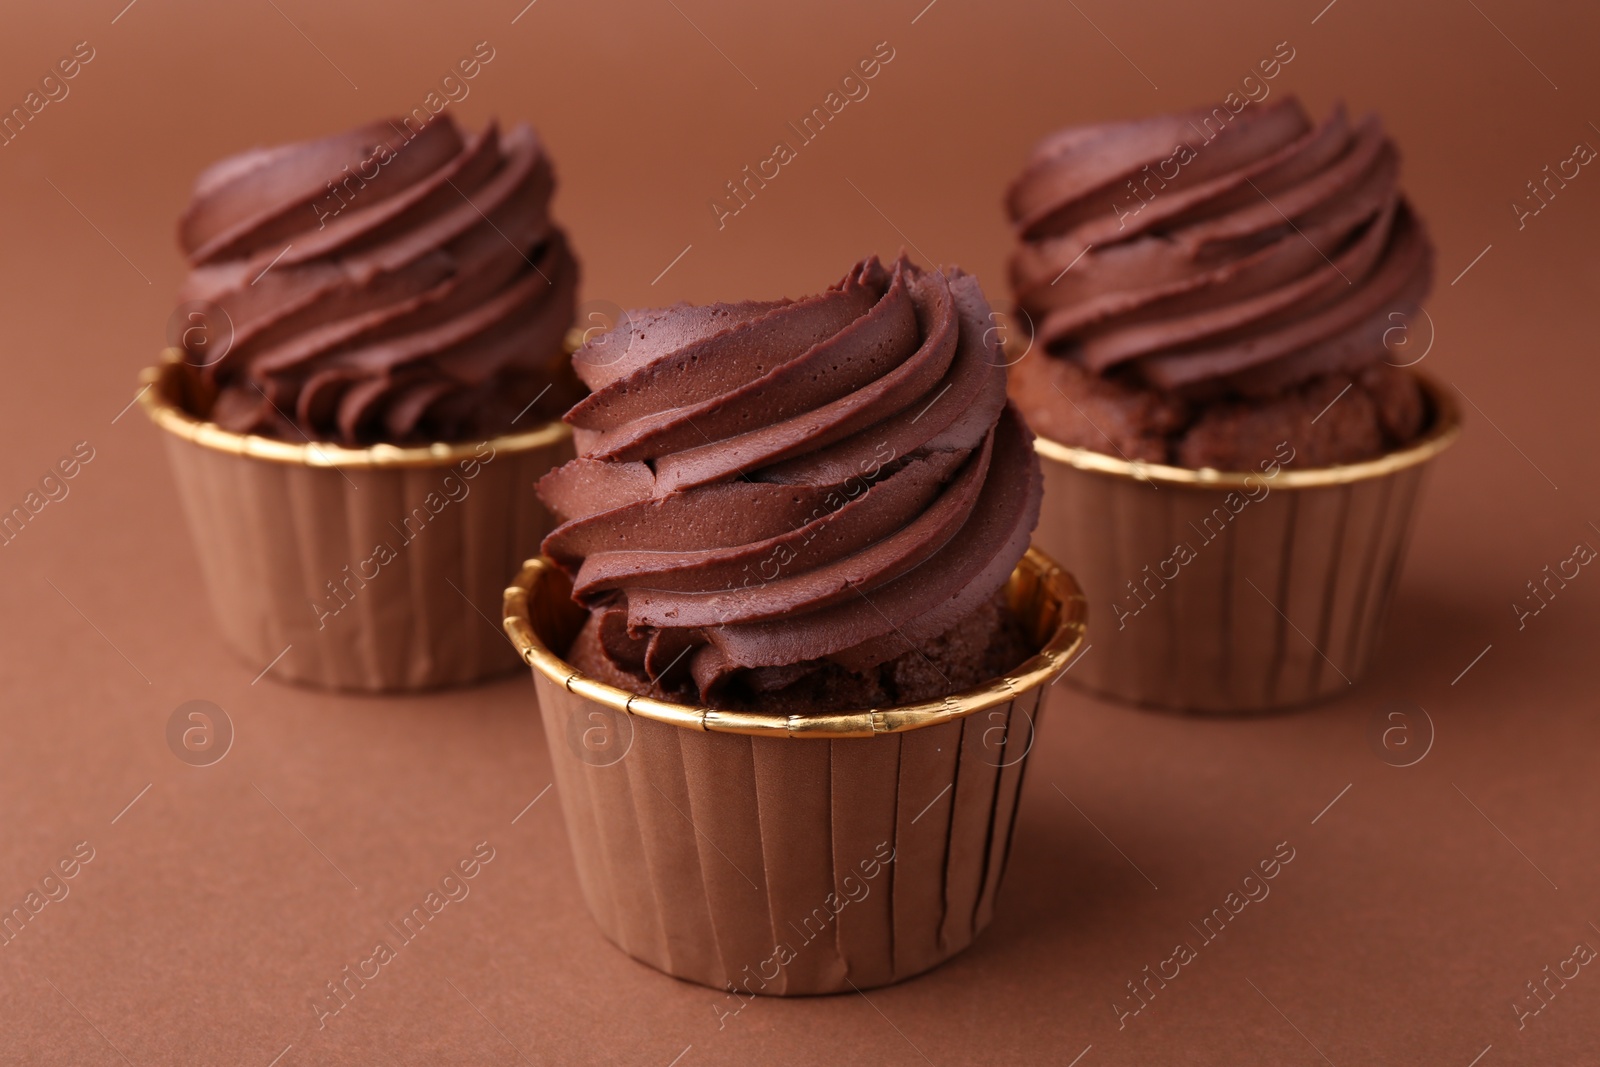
[1031,379,1460,712]
[506,550,1086,995]
[145,360,573,691]
[534,665,1043,995]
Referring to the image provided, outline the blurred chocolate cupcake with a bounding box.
[177,112,579,441]
[1009,97,1430,466]
[141,113,581,690]
[1005,98,1460,711]
[504,255,1088,993]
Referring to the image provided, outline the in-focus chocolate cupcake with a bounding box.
[1004,98,1460,712]
[504,255,1088,994]
[545,254,1042,711]
[141,114,582,690]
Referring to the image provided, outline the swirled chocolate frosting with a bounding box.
[1007,97,1432,398]
[538,255,1043,704]
[175,113,579,445]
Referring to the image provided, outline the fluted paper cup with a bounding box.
[503,548,1087,995]
[139,352,574,691]
[1032,373,1461,713]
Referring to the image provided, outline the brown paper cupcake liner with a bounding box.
[503,548,1088,995]
[1031,372,1461,713]
[140,352,574,691]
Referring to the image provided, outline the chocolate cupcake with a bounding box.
[1005,98,1460,711]
[546,254,1042,710]
[141,114,581,690]
[503,255,1088,994]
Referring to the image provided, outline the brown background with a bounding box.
[1,0,1596,1063]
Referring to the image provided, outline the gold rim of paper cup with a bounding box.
[1031,371,1461,490]
[503,548,1089,739]
[136,349,572,468]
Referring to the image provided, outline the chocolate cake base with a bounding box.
[566,594,1032,714]
[1010,356,1427,470]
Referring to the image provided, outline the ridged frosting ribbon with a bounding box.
[539,255,1042,701]
[176,113,577,444]
[1006,97,1432,397]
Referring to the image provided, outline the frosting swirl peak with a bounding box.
[539,255,1042,703]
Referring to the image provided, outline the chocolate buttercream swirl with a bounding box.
[175,113,579,445]
[538,255,1042,702]
[1007,97,1432,397]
